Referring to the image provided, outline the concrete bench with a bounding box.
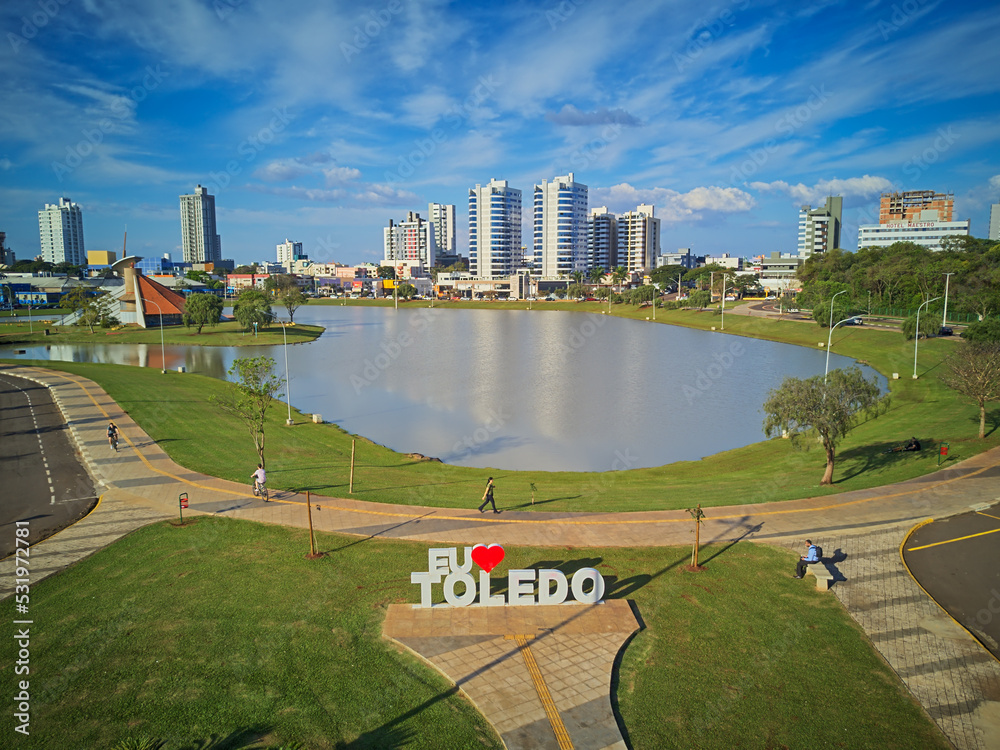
[806,562,834,591]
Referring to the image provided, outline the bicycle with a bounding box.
[253,480,269,502]
[109,432,119,452]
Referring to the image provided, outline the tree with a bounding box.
[941,343,1000,439]
[588,267,606,285]
[396,283,416,300]
[182,292,223,334]
[570,270,584,286]
[688,289,710,307]
[377,265,396,280]
[961,318,1000,344]
[232,288,274,332]
[763,367,886,485]
[901,310,943,340]
[60,287,104,333]
[212,356,284,468]
[277,285,308,322]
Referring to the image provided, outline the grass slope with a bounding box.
[4,302,994,511]
[0,320,324,347]
[3,518,947,749]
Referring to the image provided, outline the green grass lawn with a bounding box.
[3,301,993,512]
[0,319,324,347]
[4,518,946,749]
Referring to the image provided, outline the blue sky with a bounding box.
[1,0,998,267]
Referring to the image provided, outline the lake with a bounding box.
[0,305,883,471]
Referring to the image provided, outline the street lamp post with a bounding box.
[824,315,858,380]
[828,289,847,332]
[142,297,167,373]
[721,281,733,330]
[913,296,941,379]
[941,272,954,331]
[27,300,33,336]
[281,320,293,425]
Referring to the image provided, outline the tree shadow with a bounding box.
[172,725,273,749]
[508,495,581,509]
[834,439,934,483]
[700,522,764,565]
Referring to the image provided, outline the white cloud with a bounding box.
[591,183,755,222]
[253,155,361,186]
[0,158,11,170]
[750,175,893,203]
[545,105,642,127]
[990,175,1000,191]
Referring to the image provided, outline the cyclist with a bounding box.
[251,463,267,501]
[107,421,120,452]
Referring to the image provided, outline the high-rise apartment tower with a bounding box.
[38,197,85,265]
[180,185,222,263]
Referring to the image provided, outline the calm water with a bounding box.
[1,306,883,471]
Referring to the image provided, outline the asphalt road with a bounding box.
[903,501,1000,660]
[0,373,97,558]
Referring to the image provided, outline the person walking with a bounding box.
[793,539,820,578]
[478,477,499,513]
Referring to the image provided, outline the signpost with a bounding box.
[178,492,189,524]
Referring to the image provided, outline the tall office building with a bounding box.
[0,231,13,266]
[469,179,522,278]
[427,203,456,254]
[587,207,617,273]
[617,204,660,273]
[384,211,436,268]
[989,202,1000,241]
[879,190,953,223]
[38,197,85,265]
[276,239,305,269]
[180,185,222,263]
[797,196,842,259]
[533,173,588,277]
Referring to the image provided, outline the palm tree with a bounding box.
[588,266,605,286]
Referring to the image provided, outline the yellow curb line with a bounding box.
[900,519,1000,666]
[505,634,573,749]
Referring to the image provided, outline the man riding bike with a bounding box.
[107,421,120,452]
[251,463,268,501]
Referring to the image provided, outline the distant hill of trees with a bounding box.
[797,237,1000,319]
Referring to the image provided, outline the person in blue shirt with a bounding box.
[794,540,820,578]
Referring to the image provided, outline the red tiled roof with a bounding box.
[137,275,186,316]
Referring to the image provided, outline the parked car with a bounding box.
[938,326,954,336]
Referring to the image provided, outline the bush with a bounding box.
[961,317,1000,343]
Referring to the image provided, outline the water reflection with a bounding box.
[1,306,885,472]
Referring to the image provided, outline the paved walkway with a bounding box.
[2,363,999,749]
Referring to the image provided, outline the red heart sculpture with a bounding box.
[471,544,505,573]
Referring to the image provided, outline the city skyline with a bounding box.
[1,0,999,266]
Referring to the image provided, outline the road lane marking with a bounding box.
[907,526,1000,551]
